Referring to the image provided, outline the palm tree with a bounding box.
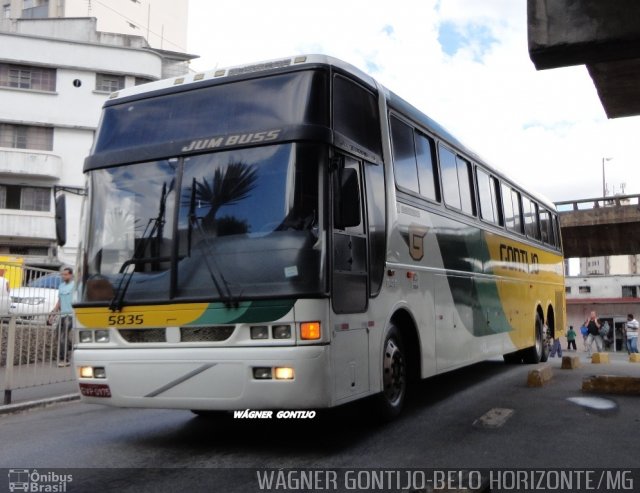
[193,162,258,232]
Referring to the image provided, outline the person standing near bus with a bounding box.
[584,310,603,356]
[566,325,577,351]
[52,267,75,366]
[626,314,639,354]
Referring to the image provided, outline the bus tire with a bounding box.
[373,324,407,421]
[503,351,522,364]
[522,314,548,364]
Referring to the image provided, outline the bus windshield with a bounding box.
[82,143,326,305]
[92,70,328,154]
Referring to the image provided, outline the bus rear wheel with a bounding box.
[373,325,407,420]
[522,315,548,364]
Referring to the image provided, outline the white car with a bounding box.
[9,273,60,320]
[0,280,10,318]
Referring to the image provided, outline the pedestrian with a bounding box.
[580,324,589,350]
[566,325,577,351]
[549,336,563,357]
[621,323,629,354]
[626,313,639,354]
[50,267,75,367]
[584,310,604,357]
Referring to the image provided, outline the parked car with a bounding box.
[9,273,61,320]
[0,276,10,319]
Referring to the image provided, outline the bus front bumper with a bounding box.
[73,345,331,410]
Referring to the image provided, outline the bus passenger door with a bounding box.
[331,155,370,401]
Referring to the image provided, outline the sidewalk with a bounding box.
[0,364,79,412]
[545,346,640,376]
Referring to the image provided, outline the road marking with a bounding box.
[567,396,617,410]
[473,407,514,428]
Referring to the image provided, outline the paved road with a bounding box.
[1,353,639,492]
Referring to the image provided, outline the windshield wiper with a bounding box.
[187,178,239,308]
[109,182,169,312]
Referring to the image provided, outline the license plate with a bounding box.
[79,383,112,398]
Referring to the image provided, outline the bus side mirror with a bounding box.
[55,194,67,247]
[334,167,361,229]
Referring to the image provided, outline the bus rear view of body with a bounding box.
[72,55,565,419]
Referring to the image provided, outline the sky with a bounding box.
[186,0,640,204]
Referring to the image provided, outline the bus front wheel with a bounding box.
[373,325,407,420]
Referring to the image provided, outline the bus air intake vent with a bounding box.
[119,328,166,343]
[180,326,235,342]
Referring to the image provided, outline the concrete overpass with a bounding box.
[528,0,640,118]
[556,194,640,258]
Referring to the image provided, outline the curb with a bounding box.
[582,375,640,395]
[0,393,80,416]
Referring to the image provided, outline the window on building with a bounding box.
[0,123,53,151]
[0,63,56,91]
[3,4,10,19]
[0,185,51,211]
[565,286,571,294]
[96,73,125,93]
[135,77,153,86]
[622,286,638,298]
[578,286,591,294]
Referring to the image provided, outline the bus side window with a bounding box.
[333,75,381,156]
[477,167,501,225]
[523,196,540,240]
[456,156,475,216]
[415,132,439,202]
[502,183,515,232]
[512,189,523,233]
[390,116,419,194]
[539,208,552,245]
[553,213,561,250]
[439,144,475,216]
[439,145,461,210]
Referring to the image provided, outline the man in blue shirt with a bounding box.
[53,267,75,366]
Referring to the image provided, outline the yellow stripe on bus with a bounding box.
[485,232,565,350]
[75,303,209,328]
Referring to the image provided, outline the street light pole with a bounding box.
[602,157,613,197]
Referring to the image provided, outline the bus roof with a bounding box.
[103,54,556,212]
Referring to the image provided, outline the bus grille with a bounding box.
[119,328,166,343]
[180,326,234,342]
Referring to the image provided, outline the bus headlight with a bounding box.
[272,325,291,339]
[95,330,110,343]
[79,331,93,343]
[253,367,272,379]
[250,326,269,339]
[274,367,295,380]
[79,366,107,379]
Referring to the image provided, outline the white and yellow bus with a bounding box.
[69,55,565,418]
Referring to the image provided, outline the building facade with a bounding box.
[0,15,195,267]
[565,275,640,351]
[2,0,188,52]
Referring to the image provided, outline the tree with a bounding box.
[192,162,258,233]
